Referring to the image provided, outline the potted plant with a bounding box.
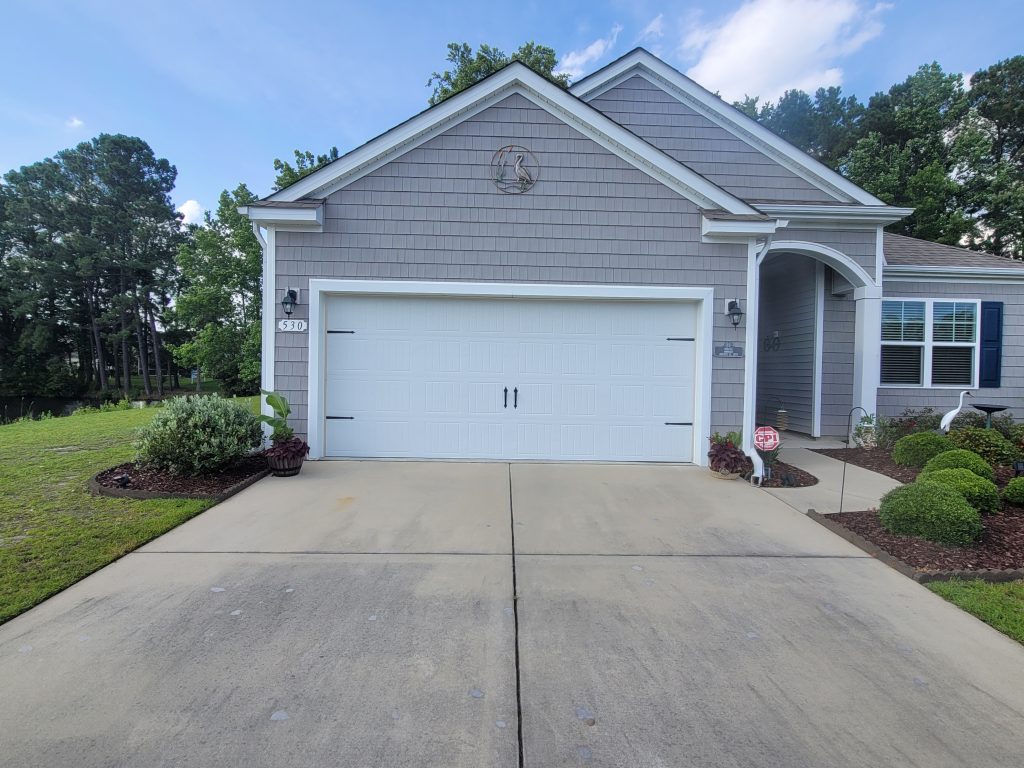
[708,432,751,480]
[260,390,310,477]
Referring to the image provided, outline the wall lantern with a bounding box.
[281,289,298,317]
[726,299,744,328]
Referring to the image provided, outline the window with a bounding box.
[880,299,979,388]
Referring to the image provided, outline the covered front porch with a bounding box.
[752,240,882,440]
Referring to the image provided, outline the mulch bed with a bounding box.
[810,446,1024,578]
[826,506,1024,573]
[94,456,269,497]
[812,446,919,483]
[758,460,818,488]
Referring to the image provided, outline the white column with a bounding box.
[260,227,276,420]
[853,284,882,422]
[742,239,764,480]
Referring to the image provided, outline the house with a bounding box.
[241,48,1024,476]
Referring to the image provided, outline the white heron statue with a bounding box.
[940,390,973,432]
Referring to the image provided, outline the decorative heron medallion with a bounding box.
[491,145,539,193]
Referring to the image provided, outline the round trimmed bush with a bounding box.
[878,482,982,546]
[135,395,263,475]
[919,449,994,482]
[947,427,1017,466]
[1003,477,1024,506]
[916,468,1000,515]
[891,432,953,467]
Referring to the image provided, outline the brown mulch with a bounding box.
[828,506,1024,572]
[95,456,268,495]
[812,446,919,483]
[759,460,818,488]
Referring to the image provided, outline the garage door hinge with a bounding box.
[327,330,355,334]
[666,337,695,341]
[664,422,693,426]
[326,416,355,420]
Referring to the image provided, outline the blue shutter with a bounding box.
[979,301,1003,388]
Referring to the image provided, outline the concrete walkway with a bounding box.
[765,433,902,513]
[2,461,1023,767]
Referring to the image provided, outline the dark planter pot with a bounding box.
[267,454,305,477]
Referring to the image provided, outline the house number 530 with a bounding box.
[278,319,308,332]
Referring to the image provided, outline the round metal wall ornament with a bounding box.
[491,145,539,193]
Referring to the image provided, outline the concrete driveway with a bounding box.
[2,462,1024,767]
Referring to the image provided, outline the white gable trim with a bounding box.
[571,50,885,207]
[265,63,756,215]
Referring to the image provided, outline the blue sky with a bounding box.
[3,0,1022,222]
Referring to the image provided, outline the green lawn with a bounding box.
[928,579,1024,644]
[0,397,258,624]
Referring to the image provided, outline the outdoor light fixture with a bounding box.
[281,289,298,317]
[1014,460,1024,477]
[726,299,744,328]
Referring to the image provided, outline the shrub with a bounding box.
[1003,477,1024,506]
[876,407,942,449]
[950,410,1016,438]
[947,427,1017,466]
[892,432,953,467]
[919,449,995,482]
[878,482,982,546]
[917,468,1000,515]
[135,395,262,475]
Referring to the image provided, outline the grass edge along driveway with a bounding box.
[928,579,1024,645]
[0,398,257,624]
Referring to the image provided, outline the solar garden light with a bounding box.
[1014,460,1024,477]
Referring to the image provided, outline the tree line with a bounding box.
[0,43,1021,399]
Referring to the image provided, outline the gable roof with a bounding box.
[571,48,884,207]
[265,60,757,215]
[883,233,1024,270]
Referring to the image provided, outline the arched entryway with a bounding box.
[755,240,875,438]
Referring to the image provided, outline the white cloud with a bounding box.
[681,0,891,102]
[555,24,624,79]
[66,116,84,129]
[640,14,665,41]
[177,199,204,225]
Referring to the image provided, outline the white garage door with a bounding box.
[323,294,698,462]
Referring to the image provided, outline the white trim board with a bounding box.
[812,262,825,438]
[260,227,276,424]
[570,49,885,207]
[305,279,715,466]
[261,62,756,215]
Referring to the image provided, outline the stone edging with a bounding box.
[89,467,270,502]
[807,509,1024,584]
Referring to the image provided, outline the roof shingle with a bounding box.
[883,233,1024,270]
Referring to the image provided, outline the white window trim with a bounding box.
[880,297,981,389]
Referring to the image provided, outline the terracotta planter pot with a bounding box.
[267,453,305,477]
[709,468,741,480]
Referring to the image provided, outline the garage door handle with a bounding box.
[513,387,518,408]
[504,387,508,408]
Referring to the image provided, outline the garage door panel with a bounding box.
[323,295,700,462]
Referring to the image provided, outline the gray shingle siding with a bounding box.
[757,254,816,433]
[877,279,1024,419]
[273,93,749,439]
[588,76,842,204]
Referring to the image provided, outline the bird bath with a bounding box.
[971,403,1008,429]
